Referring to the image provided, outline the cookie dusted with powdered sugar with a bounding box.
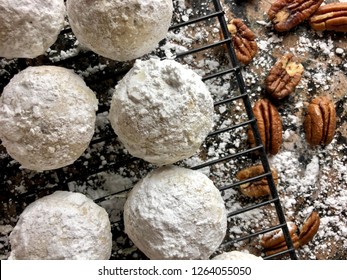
[212,251,263,260]
[9,191,112,260]
[109,58,214,165]
[0,66,98,171]
[0,0,65,59]
[124,166,227,260]
[66,0,173,61]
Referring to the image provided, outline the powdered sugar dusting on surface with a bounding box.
[247,0,347,258]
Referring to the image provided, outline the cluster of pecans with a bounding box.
[269,0,347,33]
[222,0,342,256]
[260,211,320,256]
[223,2,347,67]
[227,2,338,163]
[268,0,325,32]
[249,80,337,150]
[246,1,340,150]
[222,4,338,148]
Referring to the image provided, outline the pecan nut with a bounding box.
[304,96,336,146]
[248,99,282,155]
[236,164,279,198]
[309,2,347,32]
[268,0,324,32]
[299,211,320,246]
[260,222,300,256]
[265,53,304,100]
[264,234,300,256]
[222,18,258,65]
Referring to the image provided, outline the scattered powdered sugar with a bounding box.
[212,250,263,260]
[47,37,82,62]
[77,63,108,77]
[68,171,135,223]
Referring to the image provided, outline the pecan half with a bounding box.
[304,96,336,146]
[222,18,258,65]
[236,164,278,198]
[309,2,347,32]
[248,99,282,155]
[260,222,300,256]
[264,234,300,256]
[299,211,320,246]
[260,222,297,249]
[265,53,304,100]
[268,0,324,32]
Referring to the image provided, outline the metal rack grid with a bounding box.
[166,0,298,260]
[0,0,297,260]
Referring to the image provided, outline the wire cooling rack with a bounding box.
[168,0,297,260]
[0,0,297,260]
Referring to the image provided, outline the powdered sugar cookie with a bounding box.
[67,0,173,61]
[0,66,98,171]
[0,0,65,59]
[212,251,263,260]
[109,58,214,165]
[124,166,227,259]
[9,191,112,260]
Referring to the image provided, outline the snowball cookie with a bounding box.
[109,58,214,165]
[9,191,112,260]
[124,165,227,259]
[212,251,263,260]
[0,66,98,171]
[66,0,173,61]
[0,0,65,59]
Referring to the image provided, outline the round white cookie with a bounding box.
[0,66,98,171]
[124,165,227,260]
[0,0,65,59]
[212,251,263,260]
[67,0,173,61]
[109,58,214,165]
[9,191,112,260]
